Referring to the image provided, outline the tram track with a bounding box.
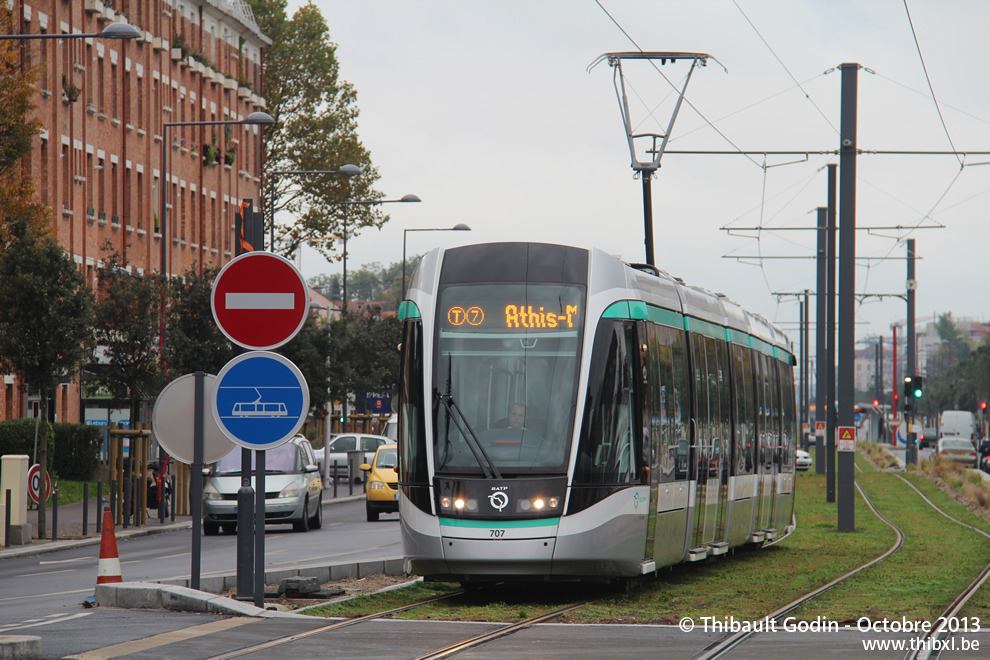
[691,478,906,659]
[893,474,990,660]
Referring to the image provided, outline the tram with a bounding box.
[397,242,797,583]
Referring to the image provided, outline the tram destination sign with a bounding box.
[211,252,309,350]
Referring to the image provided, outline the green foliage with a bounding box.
[92,244,163,416]
[307,254,423,313]
[165,265,235,376]
[0,8,49,243]
[0,418,54,465]
[326,310,402,410]
[248,0,383,258]
[51,423,102,481]
[279,314,332,418]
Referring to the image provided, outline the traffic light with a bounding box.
[981,401,987,412]
[903,376,923,399]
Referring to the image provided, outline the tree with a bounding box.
[165,264,235,377]
[248,0,384,259]
[0,222,95,538]
[326,310,402,415]
[280,314,332,419]
[92,246,164,427]
[0,6,50,246]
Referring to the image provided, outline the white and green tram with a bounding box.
[397,242,797,583]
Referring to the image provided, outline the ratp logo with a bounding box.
[632,492,646,510]
[488,491,509,512]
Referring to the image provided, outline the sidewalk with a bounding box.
[0,485,364,560]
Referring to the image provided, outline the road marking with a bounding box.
[39,557,90,565]
[62,617,252,659]
[0,612,92,633]
[0,588,93,603]
[158,552,190,559]
[19,568,77,577]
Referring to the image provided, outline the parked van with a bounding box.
[940,410,978,441]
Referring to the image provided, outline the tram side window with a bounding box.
[642,324,663,483]
[691,334,710,483]
[731,344,756,476]
[768,354,782,468]
[714,337,731,482]
[779,360,797,471]
[574,321,639,485]
[399,320,429,490]
[667,326,690,480]
[754,352,772,470]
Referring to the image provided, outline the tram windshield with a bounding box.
[433,283,585,475]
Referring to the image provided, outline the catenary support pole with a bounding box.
[837,63,859,533]
[815,207,827,475]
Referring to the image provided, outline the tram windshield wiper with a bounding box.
[436,393,502,479]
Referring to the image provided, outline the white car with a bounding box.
[796,449,813,471]
[318,433,392,482]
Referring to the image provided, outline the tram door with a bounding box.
[645,324,692,568]
[754,353,780,531]
[691,334,728,549]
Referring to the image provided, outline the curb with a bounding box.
[96,556,406,615]
[0,634,42,660]
[0,494,365,560]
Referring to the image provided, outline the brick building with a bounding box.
[2,0,270,424]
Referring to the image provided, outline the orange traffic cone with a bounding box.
[96,508,122,585]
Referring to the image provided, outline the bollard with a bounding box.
[52,489,58,542]
[96,481,103,533]
[4,489,10,548]
[332,461,338,498]
[110,479,117,525]
[122,477,129,529]
[170,475,176,522]
[83,483,89,536]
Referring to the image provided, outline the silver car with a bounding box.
[318,433,391,483]
[203,435,323,534]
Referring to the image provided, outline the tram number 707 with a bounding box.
[490,529,506,538]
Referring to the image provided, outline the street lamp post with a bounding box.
[402,224,472,296]
[266,165,362,251]
[160,111,274,278]
[338,194,421,315]
[331,194,421,433]
[0,23,143,40]
[159,111,273,379]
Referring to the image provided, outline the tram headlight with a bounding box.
[454,498,466,510]
[516,496,559,513]
[441,496,452,509]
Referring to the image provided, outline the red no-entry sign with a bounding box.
[211,252,310,350]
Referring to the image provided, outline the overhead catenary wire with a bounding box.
[733,0,838,135]
[903,0,962,166]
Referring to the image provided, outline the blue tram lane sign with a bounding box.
[212,351,310,450]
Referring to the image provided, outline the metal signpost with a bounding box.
[152,373,236,590]
[209,252,310,606]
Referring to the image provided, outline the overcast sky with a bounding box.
[285,0,990,346]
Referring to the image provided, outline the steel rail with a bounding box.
[205,589,466,660]
[894,474,990,660]
[691,478,905,659]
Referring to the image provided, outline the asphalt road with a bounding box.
[0,499,401,631]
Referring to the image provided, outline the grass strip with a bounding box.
[304,465,895,624]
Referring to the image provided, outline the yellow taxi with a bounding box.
[360,444,398,521]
